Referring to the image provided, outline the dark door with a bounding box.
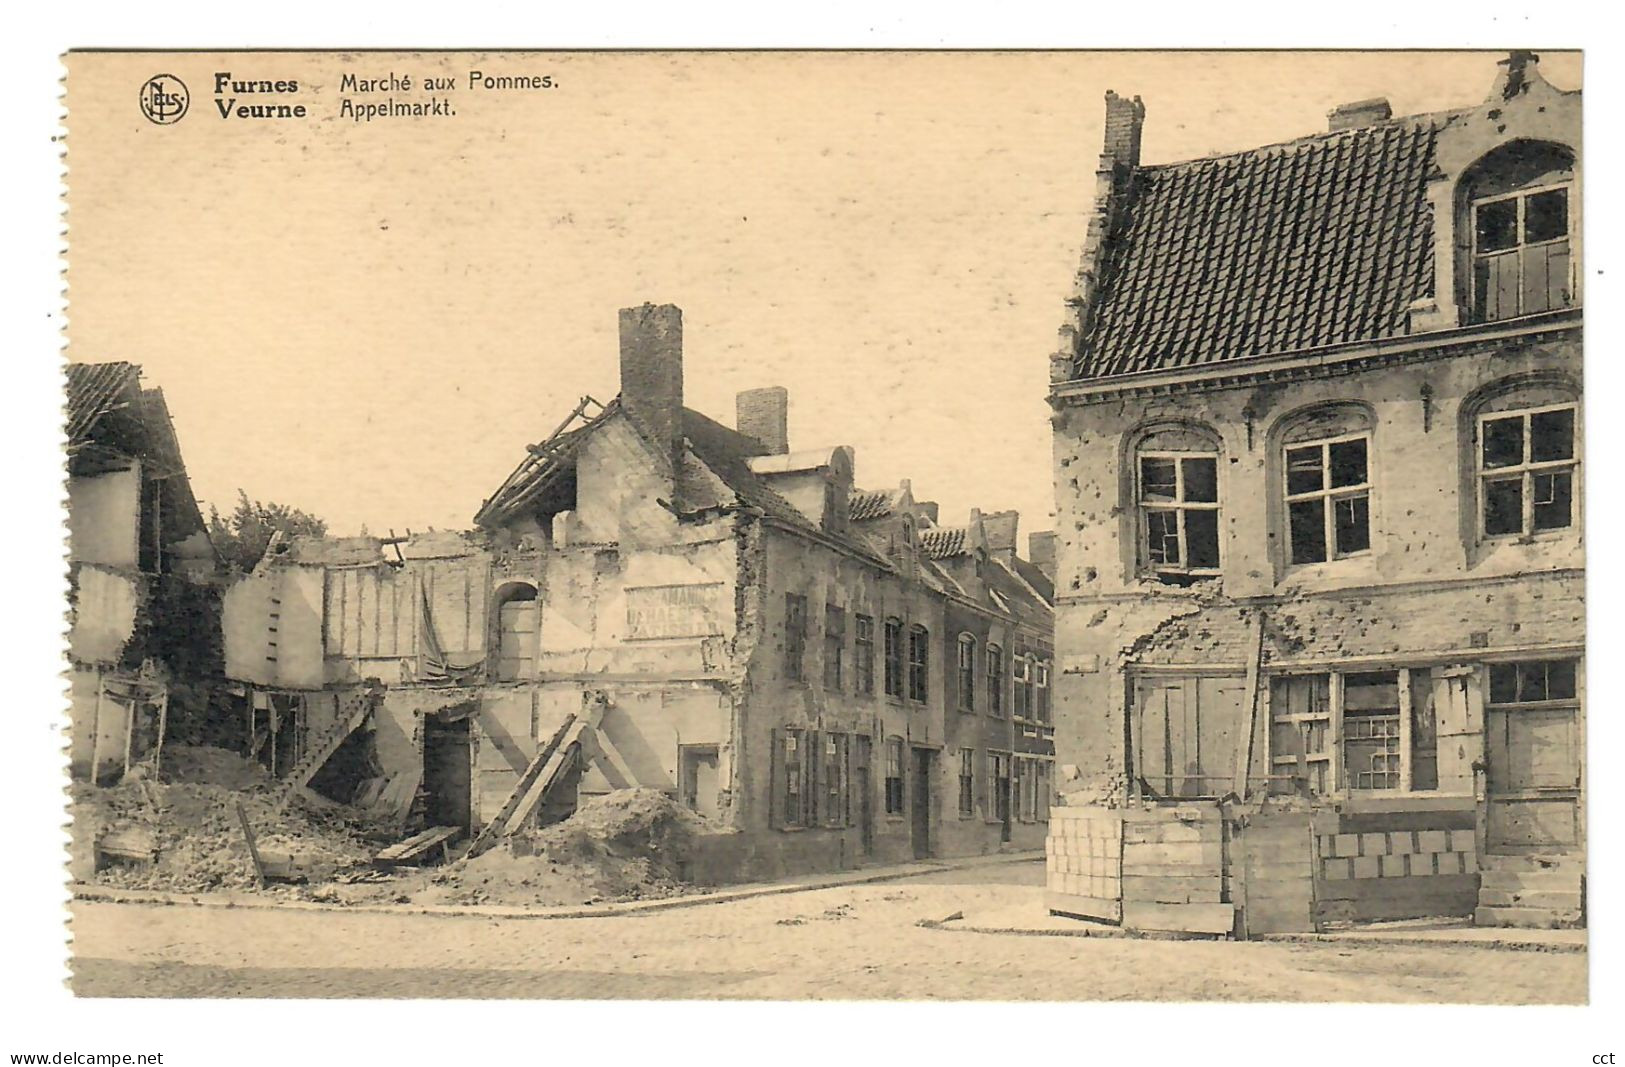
[422,717,472,833]
[911,748,933,860]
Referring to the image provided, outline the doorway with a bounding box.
[680,745,721,820]
[911,747,934,860]
[422,716,473,833]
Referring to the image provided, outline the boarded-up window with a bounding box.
[1270,674,1334,794]
[495,585,539,681]
[824,732,849,827]
[1135,674,1246,798]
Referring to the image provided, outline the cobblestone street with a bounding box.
[69,861,1585,1003]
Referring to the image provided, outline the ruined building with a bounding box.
[67,362,217,782]
[1046,54,1582,932]
[222,304,1054,879]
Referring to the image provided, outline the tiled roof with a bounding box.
[848,488,895,522]
[1074,116,1449,380]
[919,526,967,560]
[65,361,140,449]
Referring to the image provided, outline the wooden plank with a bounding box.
[377,825,461,864]
[235,800,267,889]
[1122,875,1224,904]
[1233,614,1265,796]
[1122,900,1234,934]
[1122,840,1223,867]
[1046,890,1122,924]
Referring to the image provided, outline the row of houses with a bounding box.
[66,50,1582,927]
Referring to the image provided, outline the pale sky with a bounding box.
[65,50,1581,539]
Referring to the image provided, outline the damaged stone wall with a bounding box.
[1050,333,1583,790]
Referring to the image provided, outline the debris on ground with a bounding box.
[408,789,719,908]
[71,745,386,893]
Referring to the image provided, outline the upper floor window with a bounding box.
[1013,655,1032,720]
[956,634,976,712]
[1034,659,1051,724]
[1280,405,1374,567]
[1479,402,1578,538]
[883,617,904,698]
[986,644,1005,718]
[784,594,808,682]
[823,604,845,690]
[1133,426,1220,581]
[854,614,876,696]
[1462,141,1575,323]
[907,625,930,703]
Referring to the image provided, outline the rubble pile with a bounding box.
[73,745,382,892]
[415,789,715,908]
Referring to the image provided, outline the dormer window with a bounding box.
[1461,141,1575,323]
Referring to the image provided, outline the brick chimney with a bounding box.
[982,510,1020,565]
[1028,531,1057,581]
[618,303,684,471]
[736,386,789,454]
[1103,90,1146,170]
[1327,97,1392,132]
[1491,50,1541,101]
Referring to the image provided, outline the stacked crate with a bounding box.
[1118,804,1233,935]
[1046,805,1123,923]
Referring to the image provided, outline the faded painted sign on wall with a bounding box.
[624,583,725,641]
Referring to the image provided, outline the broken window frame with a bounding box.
[1270,667,1451,797]
[884,737,906,815]
[1136,449,1222,578]
[854,614,876,696]
[956,633,976,712]
[907,624,930,703]
[785,594,808,683]
[957,747,976,818]
[823,603,846,691]
[883,617,904,699]
[1476,401,1579,540]
[1471,180,1574,323]
[1012,655,1031,720]
[1283,431,1373,566]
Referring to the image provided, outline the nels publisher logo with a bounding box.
[139,74,189,124]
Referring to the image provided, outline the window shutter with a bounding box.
[976,751,987,816]
[805,730,821,827]
[769,727,784,830]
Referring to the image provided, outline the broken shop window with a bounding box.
[1269,668,1444,795]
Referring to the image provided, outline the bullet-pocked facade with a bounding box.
[1047,54,1583,931]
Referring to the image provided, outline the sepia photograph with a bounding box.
[31,36,1603,1047]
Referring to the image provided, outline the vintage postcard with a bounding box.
[58,48,1586,1013]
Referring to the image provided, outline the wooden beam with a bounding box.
[235,801,267,889]
[1233,613,1266,798]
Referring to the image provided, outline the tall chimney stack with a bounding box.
[736,386,790,454]
[618,303,684,471]
[1103,90,1146,171]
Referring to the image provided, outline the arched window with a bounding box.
[985,643,1005,718]
[956,634,976,711]
[1279,404,1375,566]
[1459,141,1575,323]
[1471,379,1580,539]
[907,624,930,703]
[883,617,904,698]
[493,583,539,681]
[1132,425,1221,581]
